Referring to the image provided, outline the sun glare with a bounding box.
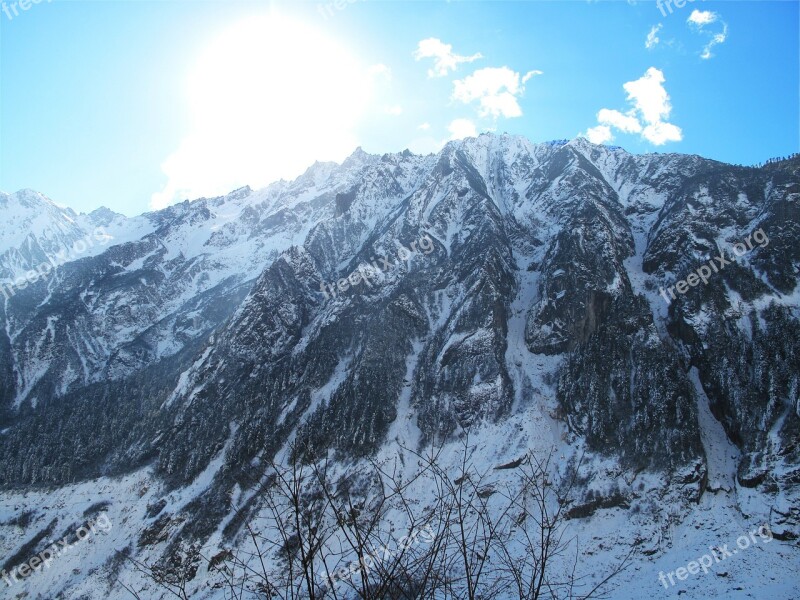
[152,13,373,209]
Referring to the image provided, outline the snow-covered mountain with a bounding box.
[0,134,798,599]
[0,190,105,280]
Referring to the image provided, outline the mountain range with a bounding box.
[0,134,798,599]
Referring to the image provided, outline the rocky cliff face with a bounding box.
[0,134,798,596]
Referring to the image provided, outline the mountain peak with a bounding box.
[10,188,56,206]
[85,206,126,227]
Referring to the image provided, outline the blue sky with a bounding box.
[1,0,797,216]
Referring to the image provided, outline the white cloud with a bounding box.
[646,24,662,49]
[586,125,614,145]
[597,109,642,134]
[623,67,673,125]
[453,66,539,119]
[448,118,479,140]
[414,38,482,78]
[642,121,683,145]
[583,67,682,147]
[688,10,717,26]
[385,105,403,116]
[418,122,431,131]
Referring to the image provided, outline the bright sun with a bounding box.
[152,13,373,209]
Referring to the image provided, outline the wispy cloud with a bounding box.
[523,69,543,83]
[688,10,728,60]
[414,38,483,78]
[646,24,662,49]
[700,24,728,59]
